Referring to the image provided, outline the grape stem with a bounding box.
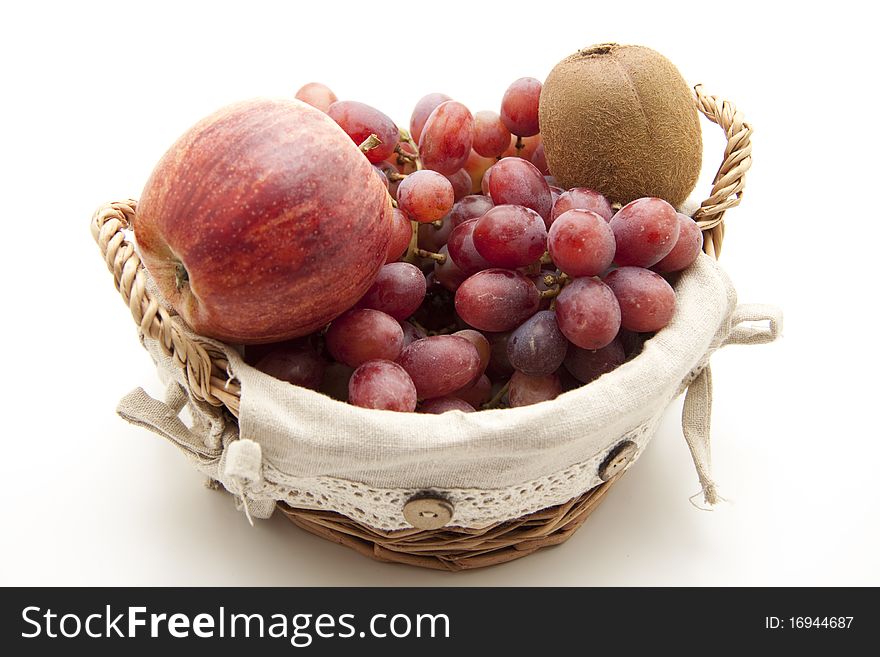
[404,220,420,263]
[430,219,443,228]
[415,248,446,263]
[539,288,561,300]
[539,251,553,265]
[514,135,525,157]
[387,171,408,182]
[542,272,570,287]
[408,318,429,335]
[482,381,510,410]
[398,129,424,263]
[358,133,382,153]
[522,261,542,276]
[397,129,423,171]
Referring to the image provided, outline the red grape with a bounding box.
[447,218,492,275]
[419,101,475,175]
[502,133,542,160]
[433,244,469,291]
[449,194,494,227]
[410,92,452,144]
[398,335,481,399]
[464,149,495,194]
[604,267,676,332]
[348,359,417,411]
[487,157,553,222]
[320,361,355,401]
[530,142,549,175]
[564,338,626,384]
[255,344,325,390]
[507,310,568,376]
[452,329,491,377]
[554,277,621,349]
[325,309,404,367]
[500,77,542,137]
[444,169,472,202]
[453,373,492,407]
[509,371,561,407]
[551,188,614,224]
[610,197,680,267]
[547,209,616,277]
[357,262,426,320]
[473,110,511,158]
[419,216,453,252]
[455,269,541,332]
[397,169,455,223]
[294,82,337,113]
[481,164,492,195]
[386,207,413,263]
[327,100,399,164]
[244,337,307,365]
[473,204,548,268]
[652,213,703,273]
[400,320,426,347]
[556,365,582,392]
[420,396,475,413]
[618,328,647,358]
[372,166,389,190]
[487,331,515,378]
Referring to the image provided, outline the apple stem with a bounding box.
[174,262,189,291]
[358,133,382,153]
[482,381,510,410]
[415,248,446,264]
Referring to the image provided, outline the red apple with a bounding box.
[135,98,392,344]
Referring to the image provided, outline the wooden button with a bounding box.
[598,440,638,481]
[403,495,454,530]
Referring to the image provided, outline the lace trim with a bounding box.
[238,416,661,530]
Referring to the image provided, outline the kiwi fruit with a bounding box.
[539,43,702,208]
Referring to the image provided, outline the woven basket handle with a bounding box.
[692,85,753,259]
[90,201,241,415]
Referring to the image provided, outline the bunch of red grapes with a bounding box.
[246,80,704,412]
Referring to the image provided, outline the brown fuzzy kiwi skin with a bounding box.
[539,43,702,208]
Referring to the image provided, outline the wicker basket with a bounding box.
[92,86,752,571]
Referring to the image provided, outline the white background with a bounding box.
[1,0,877,586]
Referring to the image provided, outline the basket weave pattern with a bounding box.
[92,86,751,570]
